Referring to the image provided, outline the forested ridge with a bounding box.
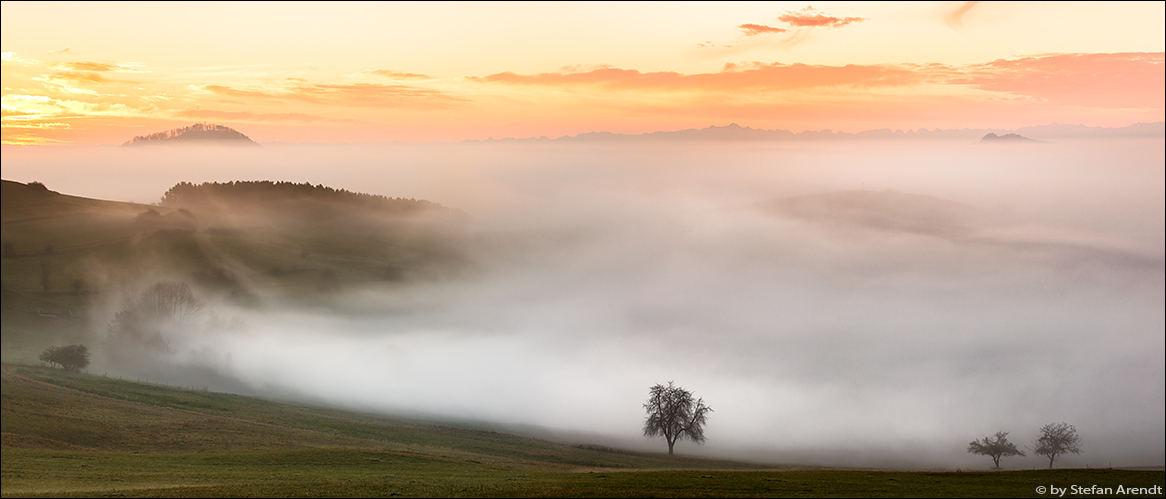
[159,180,460,217]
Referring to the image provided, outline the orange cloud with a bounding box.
[175,109,359,124]
[739,23,788,36]
[1,132,68,146]
[203,82,466,108]
[52,61,119,72]
[366,69,432,80]
[44,70,109,84]
[471,63,924,92]
[944,1,979,30]
[778,6,866,28]
[954,52,1165,109]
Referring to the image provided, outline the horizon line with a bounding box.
[4,121,1163,148]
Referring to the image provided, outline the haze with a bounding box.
[3,136,1162,468]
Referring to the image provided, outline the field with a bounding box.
[2,364,1162,497]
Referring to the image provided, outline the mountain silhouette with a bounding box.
[123,123,259,146]
[980,132,1039,143]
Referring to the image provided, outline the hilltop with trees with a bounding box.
[159,180,461,219]
[122,123,259,146]
[0,178,469,368]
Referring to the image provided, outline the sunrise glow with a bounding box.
[2,2,1164,145]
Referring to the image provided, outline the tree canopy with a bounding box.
[967,431,1025,468]
[1033,422,1081,468]
[643,381,713,455]
[39,345,90,372]
[159,180,454,216]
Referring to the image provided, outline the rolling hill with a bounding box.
[122,123,259,146]
[0,179,468,364]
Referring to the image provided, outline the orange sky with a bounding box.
[2,2,1163,145]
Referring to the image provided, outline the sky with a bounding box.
[2,1,1164,145]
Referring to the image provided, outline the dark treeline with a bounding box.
[159,180,460,217]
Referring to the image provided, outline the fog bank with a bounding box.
[3,138,1162,468]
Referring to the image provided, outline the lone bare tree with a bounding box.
[1033,422,1081,468]
[967,431,1025,468]
[39,345,90,372]
[643,381,713,455]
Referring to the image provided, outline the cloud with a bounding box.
[470,63,925,93]
[0,120,70,129]
[53,61,119,72]
[0,132,68,145]
[175,108,359,124]
[953,52,1165,109]
[945,1,979,30]
[2,51,41,66]
[365,69,433,80]
[50,61,149,73]
[42,70,110,84]
[738,23,788,36]
[1,93,154,124]
[201,81,467,108]
[777,6,866,29]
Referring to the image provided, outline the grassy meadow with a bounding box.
[4,364,1162,498]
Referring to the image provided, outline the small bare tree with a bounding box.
[1033,422,1081,468]
[39,345,91,372]
[643,381,713,455]
[968,431,1025,468]
[108,281,203,353]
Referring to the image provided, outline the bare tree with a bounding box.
[643,381,713,455]
[1033,422,1081,468]
[134,281,204,323]
[108,281,204,353]
[967,431,1025,468]
[39,345,91,372]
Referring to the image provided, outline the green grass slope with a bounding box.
[2,364,782,497]
[4,365,1163,497]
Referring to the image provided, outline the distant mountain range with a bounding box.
[475,121,1164,144]
[123,123,259,146]
[122,121,1163,146]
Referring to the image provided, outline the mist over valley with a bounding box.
[2,135,1162,469]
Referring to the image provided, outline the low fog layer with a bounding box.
[3,138,1163,468]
